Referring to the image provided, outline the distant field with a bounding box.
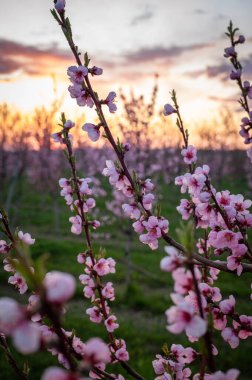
[0,173,251,379]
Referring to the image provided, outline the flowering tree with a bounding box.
[0,2,252,380]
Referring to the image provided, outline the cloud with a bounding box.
[0,38,72,78]
[123,43,213,64]
[185,54,252,81]
[194,9,207,15]
[131,6,154,26]
[208,95,237,103]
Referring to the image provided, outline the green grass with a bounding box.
[0,175,252,379]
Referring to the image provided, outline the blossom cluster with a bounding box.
[103,160,169,249]
[161,247,207,340]
[161,245,252,352]
[152,342,238,379]
[1,230,35,294]
[52,115,130,377]
[152,344,197,380]
[224,23,252,162]
[174,146,252,276]
[0,268,76,354]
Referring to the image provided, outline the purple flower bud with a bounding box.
[224,47,236,58]
[238,35,245,44]
[230,69,241,80]
[55,0,65,13]
[163,104,176,116]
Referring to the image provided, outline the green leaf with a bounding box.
[9,258,36,290]
[34,253,50,283]
[50,9,62,24]
[176,220,195,256]
[84,52,91,67]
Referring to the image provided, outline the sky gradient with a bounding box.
[1,0,252,124]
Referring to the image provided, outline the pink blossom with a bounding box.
[160,246,183,272]
[115,347,129,361]
[142,178,154,193]
[227,251,245,276]
[104,315,119,332]
[83,281,96,300]
[59,178,69,187]
[82,123,100,142]
[18,231,35,245]
[12,321,41,354]
[142,216,168,238]
[102,282,115,301]
[83,198,96,212]
[166,301,207,338]
[132,219,145,234]
[8,272,28,294]
[43,271,76,304]
[102,161,120,185]
[84,338,111,364]
[51,132,64,144]
[181,145,197,165]
[93,258,116,276]
[237,315,252,339]
[231,194,252,214]
[208,267,220,284]
[77,252,86,264]
[64,120,75,130]
[41,367,70,380]
[219,295,235,314]
[139,233,158,250]
[67,65,88,84]
[212,308,227,331]
[39,325,57,345]
[105,91,117,113]
[208,369,240,380]
[163,104,176,116]
[195,164,210,176]
[76,90,94,108]
[199,283,221,302]
[221,327,239,348]
[199,191,211,203]
[183,291,207,317]
[89,363,106,379]
[69,215,82,235]
[72,336,86,355]
[28,294,41,322]
[172,268,199,295]
[177,199,193,220]
[79,178,92,195]
[122,203,140,219]
[170,344,197,364]
[3,258,14,272]
[68,83,83,98]
[91,220,101,229]
[214,230,240,250]
[0,297,24,334]
[89,66,103,76]
[86,306,103,323]
[142,193,155,210]
[79,273,92,285]
[187,174,206,196]
[0,240,10,254]
[152,355,168,375]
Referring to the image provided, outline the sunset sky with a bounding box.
[1,0,252,124]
